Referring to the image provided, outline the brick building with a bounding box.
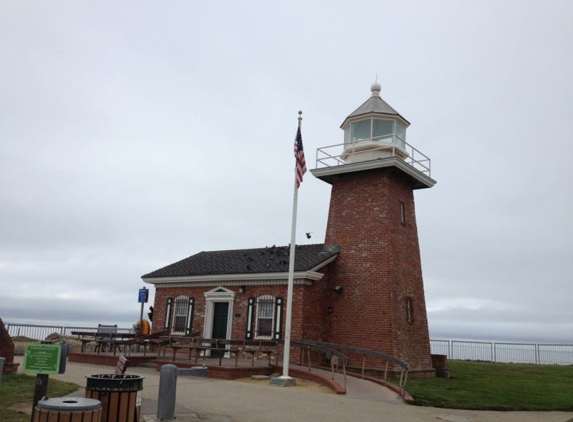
[142,83,436,375]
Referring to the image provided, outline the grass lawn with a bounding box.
[406,360,573,411]
[0,374,80,422]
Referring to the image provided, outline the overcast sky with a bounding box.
[1,1,572,343]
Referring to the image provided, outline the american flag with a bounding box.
[294,125,307,189]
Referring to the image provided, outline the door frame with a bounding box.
[203,286,235,356]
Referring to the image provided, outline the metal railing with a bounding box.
[430,339,573,365]
[5,322,133,353]
[296,339,409,397]
[290,340,349,390]
[315,139,432,177]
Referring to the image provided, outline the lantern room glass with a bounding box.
[344,118,407,149]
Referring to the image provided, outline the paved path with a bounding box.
[15,357,573,422]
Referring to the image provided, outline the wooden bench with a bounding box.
[123,330,168,357]
[115,355,128,375]
[194,338,221,362]
[242,340,278,366]
[169,336,229,365]
[187,338,246,366]
[213,339,245,367]
[169,337,278,367]
[211,339,277,367]
[71,331,97,353]
[151,335,171,359]
[169,334,205,362]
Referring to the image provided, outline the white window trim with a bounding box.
[255,295,275,340]
[171,295,189,335]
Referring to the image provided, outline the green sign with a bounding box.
[23,344,61,374]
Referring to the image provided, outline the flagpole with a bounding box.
[280,111,304,382]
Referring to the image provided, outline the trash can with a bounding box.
[85,374,144,422]
[34,397,101,422]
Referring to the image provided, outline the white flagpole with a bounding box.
[281,112,303,380]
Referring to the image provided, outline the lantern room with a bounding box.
[312,83,435,190]
[341,82,410,162]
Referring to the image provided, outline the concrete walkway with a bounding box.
[14,356,573,422]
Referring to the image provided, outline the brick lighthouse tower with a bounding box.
[312,83,436,376]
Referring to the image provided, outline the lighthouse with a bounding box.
[312,83,436,375]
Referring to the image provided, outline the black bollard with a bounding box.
[157,364,178,421]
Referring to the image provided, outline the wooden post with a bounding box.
[30,374,49,422]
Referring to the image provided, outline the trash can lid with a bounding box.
[86,374,145,380]
[37,397,101,411]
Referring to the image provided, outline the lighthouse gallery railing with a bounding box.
[315,139,432,178]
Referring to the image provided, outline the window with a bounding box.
[256,296,274,338]
[373,119,394,139]
[247,295,283,340]
[344,127,351,144]
[173,296,188,334]
[400,201,406,225]
[344,118,407,149]
[406,297,413,323]
[169,296,194,335]
[395,123,407,148]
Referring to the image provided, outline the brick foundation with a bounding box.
[0,318,20,375]
[431,354,450,378]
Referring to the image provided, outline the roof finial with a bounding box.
[371,79,381,98]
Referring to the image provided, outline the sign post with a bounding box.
[23,343,62,422]
[138,287,149,334]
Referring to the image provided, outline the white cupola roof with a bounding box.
[340,83,410,129]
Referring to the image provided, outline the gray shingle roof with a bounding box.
[340,83,410,128]
[141,244,338,279]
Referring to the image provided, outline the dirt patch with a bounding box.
[9,402,33,415]
[234,377,334,394]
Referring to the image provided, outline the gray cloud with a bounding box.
[1,1,572,343]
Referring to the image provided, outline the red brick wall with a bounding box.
[153,286,254,338]
[151,281,328,362]
[294,274,331,342]
[322,168,433,372]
